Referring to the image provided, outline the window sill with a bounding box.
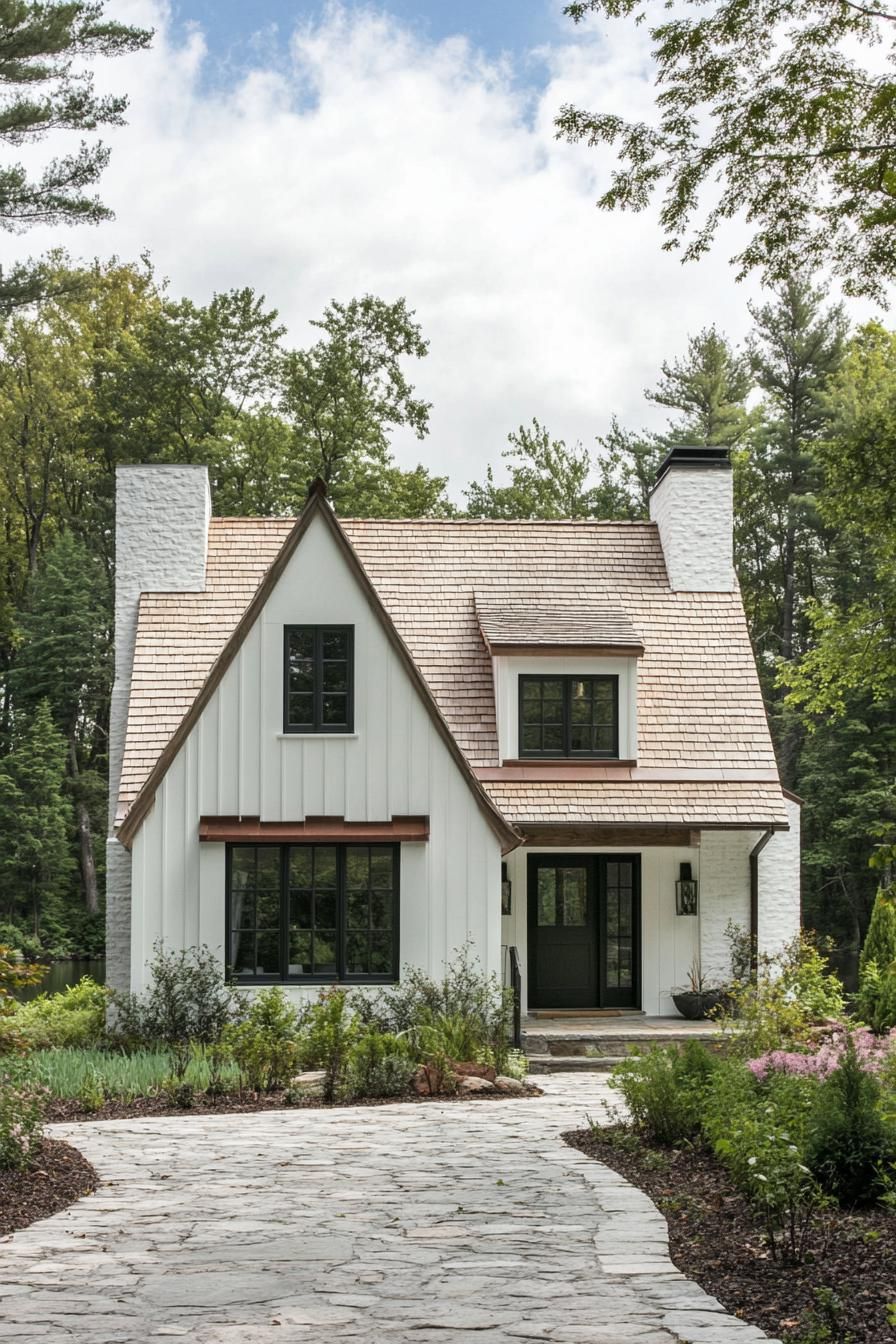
[277,733,360,741]
[236,976,397,987]
[511,756,628,765]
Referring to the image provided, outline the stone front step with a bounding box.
[527,1054,623,1074]
[521,1030,725,1059]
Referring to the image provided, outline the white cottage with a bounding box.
[106,447,800,1016]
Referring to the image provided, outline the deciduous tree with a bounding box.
[280,295,440,515]
[556,0,896,299]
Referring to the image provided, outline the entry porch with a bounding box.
[499,827,777,1020]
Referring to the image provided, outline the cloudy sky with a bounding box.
[0,1,882,495]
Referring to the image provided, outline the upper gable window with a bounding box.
[284,626,354,733]
[519,675,618,759]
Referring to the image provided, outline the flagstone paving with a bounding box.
[0,1074,777,1344]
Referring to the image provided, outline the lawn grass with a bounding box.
[26,1047,242,1101]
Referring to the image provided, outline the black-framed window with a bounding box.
[284,625,354,733]
[518,675,619,758]
[227,843,399,983]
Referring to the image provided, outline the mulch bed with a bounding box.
[46,1084,542,1124]
[565,1127,896,1344]
[0,1139,98,1237]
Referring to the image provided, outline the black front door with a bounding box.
[527,855,640,1010]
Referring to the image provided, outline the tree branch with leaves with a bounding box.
[557,0,896,298]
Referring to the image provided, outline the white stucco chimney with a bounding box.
[108,465,211,829]
[106,465,211,994]
[648,446,736,592]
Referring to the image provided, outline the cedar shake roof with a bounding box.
[118,513,786,833]
[482,780,788,829]
[475,599,643,653]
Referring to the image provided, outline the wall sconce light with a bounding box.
[501,862,512,916]
[675,861,699,916]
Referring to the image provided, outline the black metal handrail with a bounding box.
[508,945,522,1049]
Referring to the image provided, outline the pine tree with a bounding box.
[0,2,152,309]
[736,279,847,788]
[855,882,896,1029]
[646,327,752,448]
[9,530,110,915]
[859,887,896,980]
[0,700,73,942]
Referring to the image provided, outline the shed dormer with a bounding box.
[476,600,643,765]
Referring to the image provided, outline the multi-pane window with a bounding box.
[227,843,398,983]
[284,626,353,733]
[604,860,635,996]
[519,675,618,758]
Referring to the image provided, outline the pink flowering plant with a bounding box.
[749,1026,896,1083]
[0,1059,47,1171]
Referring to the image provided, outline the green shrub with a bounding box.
[791,1288,853,1344]
[14,976,109,1049]
[161,1078,196,1109]
[721,932,844,1058]
[0,1057,46,1170]
[0,1012,29,1055]
[110,943,244,1058]
[856,890,896,1030]
[860,887,896,980]
[358,943,514,1071]
[417,1011,484,1065]
[301,989,361,1103]
[706,1064,824,1263]
[780,933,846,1020]
[222,988,301,1092]
[499,1048,529,1081]
[806,1036,896,1205]
[0,922,42,961]
[856,960,896,1032]
[758,1069,820,1150]
[609,1041,717,1145]
[346,1028,415,1099]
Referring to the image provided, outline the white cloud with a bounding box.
[0,1,878,497]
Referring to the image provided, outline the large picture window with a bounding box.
[283,625,353,733]
[519,675,619,759]
[227,843,399,983]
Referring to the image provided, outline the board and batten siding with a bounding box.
[129,511,502,997]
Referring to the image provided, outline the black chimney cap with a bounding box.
[652,445,731,488]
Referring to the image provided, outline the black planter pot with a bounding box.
[672,988,725,1021]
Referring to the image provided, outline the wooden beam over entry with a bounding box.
[520,825,699,848]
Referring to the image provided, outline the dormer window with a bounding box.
[519,675,618,759]
[284,626,354,733]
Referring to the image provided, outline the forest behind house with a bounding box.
[0,259,893,979]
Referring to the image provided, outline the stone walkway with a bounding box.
[0,1074,777,1344]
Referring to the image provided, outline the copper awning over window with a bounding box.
[199,815,430,844]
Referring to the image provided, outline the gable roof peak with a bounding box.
[116,479,519,853]
[305,476,330,504]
